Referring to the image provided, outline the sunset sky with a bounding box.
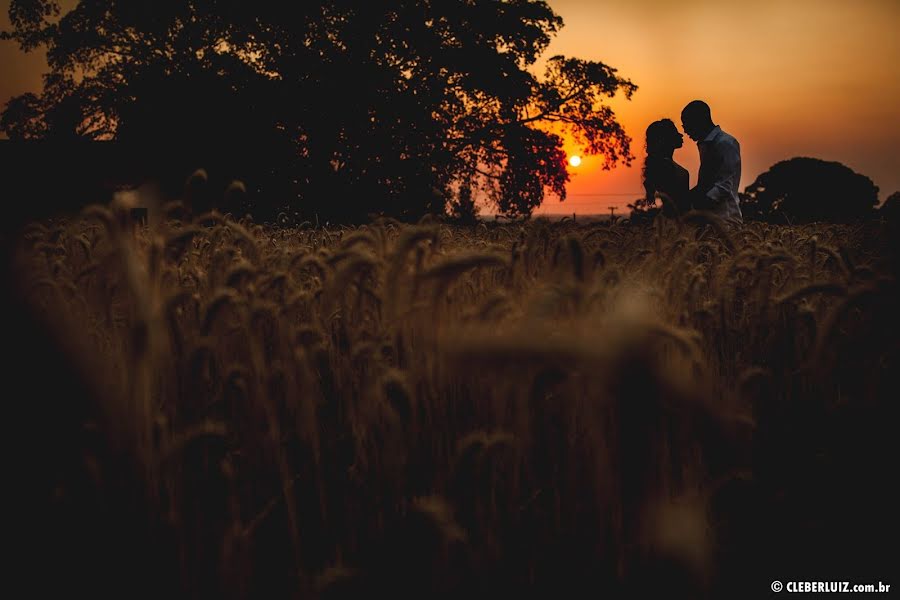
[1,0,898,214]
[535,0,900,214]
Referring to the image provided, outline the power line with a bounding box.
[542,199,639,205]
[562,192,642,196]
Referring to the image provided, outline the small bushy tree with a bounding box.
[742,157,878,223]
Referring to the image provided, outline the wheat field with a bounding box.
[7,197,897,599]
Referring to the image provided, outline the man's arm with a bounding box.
[702,138,740,208]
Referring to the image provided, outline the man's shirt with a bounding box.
[695,125,743,227]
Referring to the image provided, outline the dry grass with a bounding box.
[10,199,898,598]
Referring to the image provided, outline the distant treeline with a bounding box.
[2,140,136,222]
[0,139,253,229]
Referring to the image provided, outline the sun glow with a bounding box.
[569,155,582,167]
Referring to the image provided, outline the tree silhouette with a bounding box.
[879,191,900,223]
[447,183,479,225]
[627,195,661,223]
[742,157,878,224]
[2,0,638,221]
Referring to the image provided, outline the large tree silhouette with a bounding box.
[2,0,637,221]
[742,157,878,224]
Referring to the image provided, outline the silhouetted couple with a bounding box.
[643,100,743,227]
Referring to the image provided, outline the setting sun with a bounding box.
[569,155,582,167]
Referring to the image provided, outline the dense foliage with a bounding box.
[741,157,879,223]
[2,0,637,220]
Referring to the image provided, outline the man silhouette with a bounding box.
[681,100,743,227]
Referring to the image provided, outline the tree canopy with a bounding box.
[879,191,900,223]
[2,0,638,221]
[741,157,879,224]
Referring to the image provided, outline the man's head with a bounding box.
[681,100,715,142]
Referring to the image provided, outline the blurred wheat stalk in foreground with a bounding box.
[13,196,898,599]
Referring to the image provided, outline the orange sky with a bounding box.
[535,0,900,214]
[2,0,898,214]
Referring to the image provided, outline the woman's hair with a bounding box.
[645,119,679,157]
[642,119,679,194]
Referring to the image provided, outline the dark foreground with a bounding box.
[5,206,898,599]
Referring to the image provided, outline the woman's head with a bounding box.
[645,119,684,156]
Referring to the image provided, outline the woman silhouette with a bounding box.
[642,119,691,217]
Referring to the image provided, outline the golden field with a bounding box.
[8,200,898,599]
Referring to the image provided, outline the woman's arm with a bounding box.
[643,181,656,206]
[643,158,660,208]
